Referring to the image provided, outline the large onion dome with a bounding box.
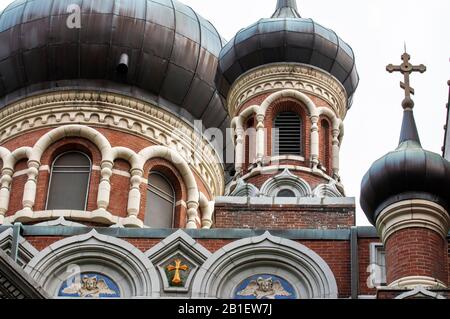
[215,0,359,107]
[360,98,450,225]
[0,0,228,129]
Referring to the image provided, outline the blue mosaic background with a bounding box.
[58,273,121,298]
[234,274,297,299]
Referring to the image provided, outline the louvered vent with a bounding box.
[273,112,302,156]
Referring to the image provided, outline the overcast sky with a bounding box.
[0,0,449,226]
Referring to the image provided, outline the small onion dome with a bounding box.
[360,102,450,225]
[215,0,359,107]
[0,0,228,129]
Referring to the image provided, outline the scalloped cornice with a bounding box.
[0,91,224,196]
[227,63,348,119]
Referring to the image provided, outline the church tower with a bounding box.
[215,0,359,229]
[360,53,450,292]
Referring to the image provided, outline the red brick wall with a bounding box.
[25,236,65,251]
[301,240,351,298]
[385,228,448,285]
[214,204,355,229]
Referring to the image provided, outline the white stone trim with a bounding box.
[191,231,338,299]
[389,276,447,290]
[395,285,446,299]
[34,216,86,227]
[5,209,143,228]
[0,90,224,198]
[376,199,450,242]
[145,230,211,295]
[25,229,160,298]
[12,169,29,178]
[260,168,312,197]
[227,63,348,119]
[0,228,38,267]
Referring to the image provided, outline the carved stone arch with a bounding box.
[191,232,338,299]
[229,179,260,197]
[139,146,199,204]
[30,125,111,163]
[258,89,319,118]
[145,230,211,295]
[260,169,312,197]
[312,183,344,198]
[25,230,160,298]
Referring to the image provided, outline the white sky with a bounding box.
[0,0,449,226]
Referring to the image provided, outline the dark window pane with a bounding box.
[277,189,296,198]
[145,173,175,228]
[46,152,91,210]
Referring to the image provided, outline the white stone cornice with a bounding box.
[389,276,447,290]
[376,199,450,242]
[0,91,224,196]
[227,63,348,119]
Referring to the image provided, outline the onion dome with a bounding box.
[215,0,359,107]
[0,0,228,128]
[360,85,450,225]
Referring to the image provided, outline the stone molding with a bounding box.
[227,63,348,119]
[0,90,224,197]
[25,229,161,298]
[191,231,339,299]
[376,199,450,242]
[394,285,446,299]
[389,276,447,290]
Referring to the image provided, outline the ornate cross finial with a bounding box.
[386,51,426,109]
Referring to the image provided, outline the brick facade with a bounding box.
[214,203,355,229]
[385,228,448,285]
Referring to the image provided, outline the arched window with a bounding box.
[277,189,296,198]
[145,172,175,228]
[273,112,302,156]
[46,152,91,211]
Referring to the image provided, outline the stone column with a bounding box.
[127,168,143,218]
[332,128,340,179]
[235,127,245,174]
[310,115,319,169]
[256,114,265,163]
[186,201,199,229]
[377,199,450,289]
[96,161,113,211]
[22,161,40,212]
[0,168,13,223]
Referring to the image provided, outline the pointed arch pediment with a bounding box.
[191,231,338,299]
[145,230,211,294]
[25,230,160,298]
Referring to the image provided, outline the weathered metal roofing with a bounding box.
[215,0,359,107]
[0,0,228,129]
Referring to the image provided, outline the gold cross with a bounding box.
[167,259,189,285]
[386,51,426,103]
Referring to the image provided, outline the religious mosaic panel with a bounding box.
[234,274,297,299]
[58,273,121,298]
[163,255,194,288]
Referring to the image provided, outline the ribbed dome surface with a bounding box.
[360,108,450,225]
[0,0,228,128]
[215,0,359,107]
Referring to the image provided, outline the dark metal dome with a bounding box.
[0,0,228,128]
[360,108,450,225]
[215,0,359,107]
